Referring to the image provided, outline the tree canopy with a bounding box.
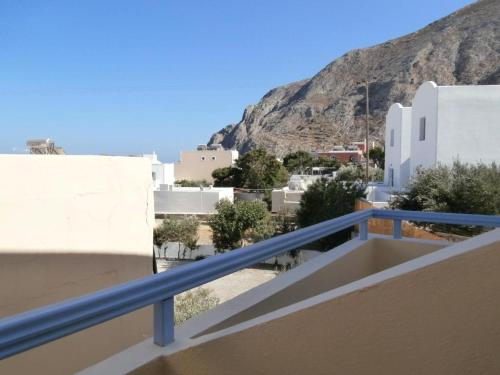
[296,178,365,250]
[208,199,272,251]
[390,162,500,235]
[212,149,288,189]
[153,217,199,258]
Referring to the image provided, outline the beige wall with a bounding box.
[0,155,154,374]
[174,150,236,183]
[135,240,500,375]
[198,238,443,335]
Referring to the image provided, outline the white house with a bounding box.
[383,103,412,190]
[384,81,500,190]
[143,152,175,190]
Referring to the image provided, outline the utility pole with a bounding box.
[365,80,370,183]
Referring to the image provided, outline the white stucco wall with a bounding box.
[0,155,154,254]
[0,154,154,374]
[410,81,439,175]
[154,187,234,214]
[436,84,500,165]
[384,103,412,189]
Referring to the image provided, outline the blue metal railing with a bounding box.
[0,209,499,360]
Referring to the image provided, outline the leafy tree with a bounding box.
[390,162,500,235]
[236,149,289,189]
[175,179,210,187]
[208,199,271,251]
[212,167,240,187]
[314,156,341,170]
[282,151,341,175]
[283,151,314,174]
[212,149,288,191]
[369,146,385,168]
[296,178,366,250]
[153,217,199,258]
[336,164,383,182]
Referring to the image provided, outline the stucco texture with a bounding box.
[0,155,154,374]
[136,241,500,375]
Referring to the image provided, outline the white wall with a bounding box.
[436,84,500,165]
[0,155,154,254]
[410,81,439,175]
[384,103,412,189]
[154,187,234,214]
[0,154,154,374]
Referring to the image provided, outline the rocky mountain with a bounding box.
[208,0,500,157]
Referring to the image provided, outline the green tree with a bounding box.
[153,217,199,258]
[336,164,383,182]
[236,149,289,189]
[212,167,241,187]
[369,146,385,168]
[175,179,210,187]
[208,199,272,251]
[296,178,365,250]
[283,151,314,174]
[390,162,500,235]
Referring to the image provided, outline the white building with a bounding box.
[154,185,234,215]
[384,81,500,190]
[143,152,175,191]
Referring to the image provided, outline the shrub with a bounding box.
[153,217,199,258]
[296,178,365,250]
[390,161,500,235]
[208,199,271,251]
[175,288,219,325]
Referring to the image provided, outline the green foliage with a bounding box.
[175,179,210,187]
[336,164,383,182]
[208,199,271,251]
[282,151,341,174]
[296,178,366,250]
[390,162,500,235]
[213,149,288,189]
[153,217,199,258]
[283,151,314,174]
[237,149,289,189]
[211,167,240,187]
[175,288,219,325]
[369,146,385,168]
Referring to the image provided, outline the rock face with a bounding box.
[209,0,500,157]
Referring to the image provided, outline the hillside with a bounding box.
[208,0,500,157]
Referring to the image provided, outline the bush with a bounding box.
[175,179,210,187]
[175,288,219,325]
[336,164,382,182]
[390,162,500,235]
[153,217,199,258]
[208,199,272,251]
[296,178,365,250]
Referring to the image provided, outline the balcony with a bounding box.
[1,209,500,374]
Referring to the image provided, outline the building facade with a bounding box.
[174,145,238,183]
[384,81,500,190]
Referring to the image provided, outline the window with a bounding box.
[211,156,216,161]
[390,129,395,147]
[389,168,394,187]
[152,172,156,180]
[419,117,426,141]
[201,156,206,161]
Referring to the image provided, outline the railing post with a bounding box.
[393,219,402,239]
[154,297,174,346]
[359,220,368,240]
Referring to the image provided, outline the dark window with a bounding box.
[419,117,426,141]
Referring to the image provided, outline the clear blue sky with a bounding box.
[0,0,473,161]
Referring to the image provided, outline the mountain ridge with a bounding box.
[208,0,500,157]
